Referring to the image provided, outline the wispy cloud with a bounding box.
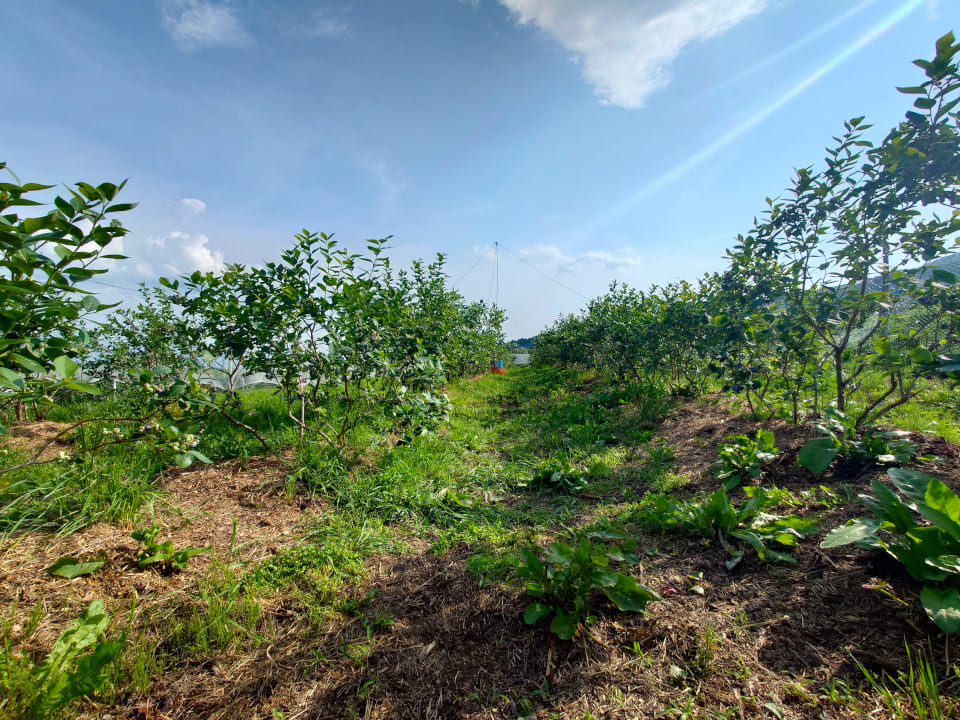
[310,7,351,38]
[499,0,767,108]
[490,243,642,274]
[359,153,405,205]
[160,0,250,51]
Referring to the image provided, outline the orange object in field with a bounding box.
[489,359,505,374]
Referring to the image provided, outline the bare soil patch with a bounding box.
[5,420,75,461]
[0,452,319,651]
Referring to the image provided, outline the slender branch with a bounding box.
[215,405,269,450]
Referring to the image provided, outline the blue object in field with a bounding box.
[496,359,504,369]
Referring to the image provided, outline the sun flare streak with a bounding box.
[585,0,925,236]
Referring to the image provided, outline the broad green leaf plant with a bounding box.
[131,523,211,572]
[797,406,918,474]
[0,600,124,719]
[641,486,817,569]
[517,531,660,639]
[715,428,779,490]
[822,468,960,635]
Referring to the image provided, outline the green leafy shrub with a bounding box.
[131,524,211,572]
[716,428,779,489]
[639,487,816,569]
[798,407,918,474]
[821,468,960,634]
[517,531,660,639]
[0,164,133,432]
[0,600,124,719]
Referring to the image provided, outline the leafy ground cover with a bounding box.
[2,366,960,719]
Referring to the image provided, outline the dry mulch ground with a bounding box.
[0,449,318,653]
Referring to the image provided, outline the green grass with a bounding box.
[0,454,163,537]
[5,363,960,716]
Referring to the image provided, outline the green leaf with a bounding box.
[821,518,882,548]
[545,542,574,567]
[43,600,109,670]
[523,602,551,625]
[602,573,660,611]
[864,480,915,533]
[918,479,960,543]
[62,381,101,395]
[549,612,578,640]
[798,437,839,474]
[585,529,631,542]
[0,367,26,391]
[138,552,169,567]
[762,548,797,565]
[45,556,106,579]
[926,555,960,576]
[887,468,932,504]
[920,586,960,634]
[188,449,212,464]
[520,548,544,579]
[909,346,935,365]
[53,355,79,380]
[11,353,46,374]
[105,202,138,212]
[54,637,125,707]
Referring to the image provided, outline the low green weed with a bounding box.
[638,487,816,569]
[0,600,124,719]
[131,524,211,572]
[634,441,688,492]
[517,531,660,639]
[857,643,957,720]
[715,428,778,490]
[251,513,398,594]
[163,561,262,656]
[821,468,960,634]
[522,457,588,494]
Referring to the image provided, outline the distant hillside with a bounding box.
[861,251,960,294]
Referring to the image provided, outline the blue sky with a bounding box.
[3,0,955,337]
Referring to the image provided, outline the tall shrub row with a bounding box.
[534,33,960,426]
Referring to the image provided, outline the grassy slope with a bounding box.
[1,367,959,719]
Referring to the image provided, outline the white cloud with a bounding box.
[132,231,226,277]
[172,231,225,273]
[161,0,250,51]
[504,243,642,273]
[310,8,351,38]
[499,0,768,108]
[179,197,207,215]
